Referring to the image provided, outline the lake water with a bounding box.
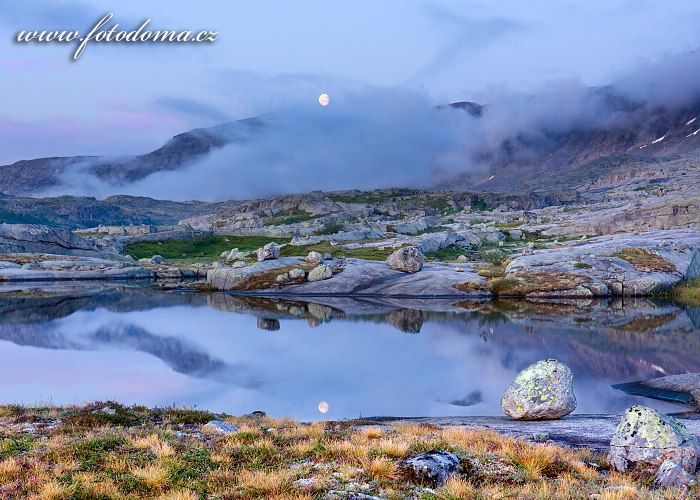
[0,284,698,420]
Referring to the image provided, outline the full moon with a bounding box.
[318,93,330,106]
[318,401,329,413]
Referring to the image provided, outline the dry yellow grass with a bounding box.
[0,403,694,499]
[439,476,478,498]
[130,433,176,458]
[235,468,296,496]
[132,463,171,490]
[0,457,21,478]
[157,490,200,500]
[35,481,76,500]
[364,456,399,482]
[374,437,410,458]
[360,426,385,440]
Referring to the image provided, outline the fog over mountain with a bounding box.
[1,50,699,201]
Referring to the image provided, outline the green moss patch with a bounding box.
[610,248,676,273]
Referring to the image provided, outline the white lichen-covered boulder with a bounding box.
[608,406,700,473]
[304,251,324,263]
[500,359,576,420]
[202,420,238,435]
[256,242,280,262]
[307,264,333,282]
[386,246,425,273]
[399,450,461,487]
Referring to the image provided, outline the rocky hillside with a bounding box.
[0,117,264,196]
[0,193,241,229]
[447,93,700,191]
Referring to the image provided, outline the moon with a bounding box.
[318,93,330,106]
[318,401,329,413]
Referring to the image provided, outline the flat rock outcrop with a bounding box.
[613,373,700,406]
[264,258,488,296]
[489,230,699,297]
[206,257,303,291]
[0,224,118,257]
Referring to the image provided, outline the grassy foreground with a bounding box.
[672,278,700,307]
[0,403,692,499]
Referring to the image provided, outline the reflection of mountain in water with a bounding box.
[92,323,224,376]
[0,288,697,389]
[0,285,207,324]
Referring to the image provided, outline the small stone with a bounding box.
[457,255,468,262]
[308,264,333,282]
[150,255,165,264]
[276,273,290,283]
[294,478,318,492]
[455,267,464,272]
[289,268,306,279]
[230,260,247,268]
[324,252,333,260]
[654,460,698,488]
[399,450,461,487]
[202,420,238,435]
[532,432,549,442]
[522,246,533,256]
[305,251,324,263]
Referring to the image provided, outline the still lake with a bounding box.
[0,284,698,420]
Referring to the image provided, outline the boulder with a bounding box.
[399,450,461,487]
[457,255,468,262]
[608,406,700,473]
[257,242,280,262]
[150,255,165,264]
[501,359,576,420]
[202,420,239,435]
[415,231,460,253]
[654,460,698,488]
[289,268,306,279]
[305,251,324,263]
[386,246,425,273]
[394,216,440,235]
[308,264,333,282]
[276,273,290,283]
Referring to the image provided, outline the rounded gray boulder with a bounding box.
[386,246,425,273]
[307,264,333,282]
[500,359,576,420]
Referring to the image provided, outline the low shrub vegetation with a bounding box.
[0,403,687,499]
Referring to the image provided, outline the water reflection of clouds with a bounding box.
[0,300,691,419]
